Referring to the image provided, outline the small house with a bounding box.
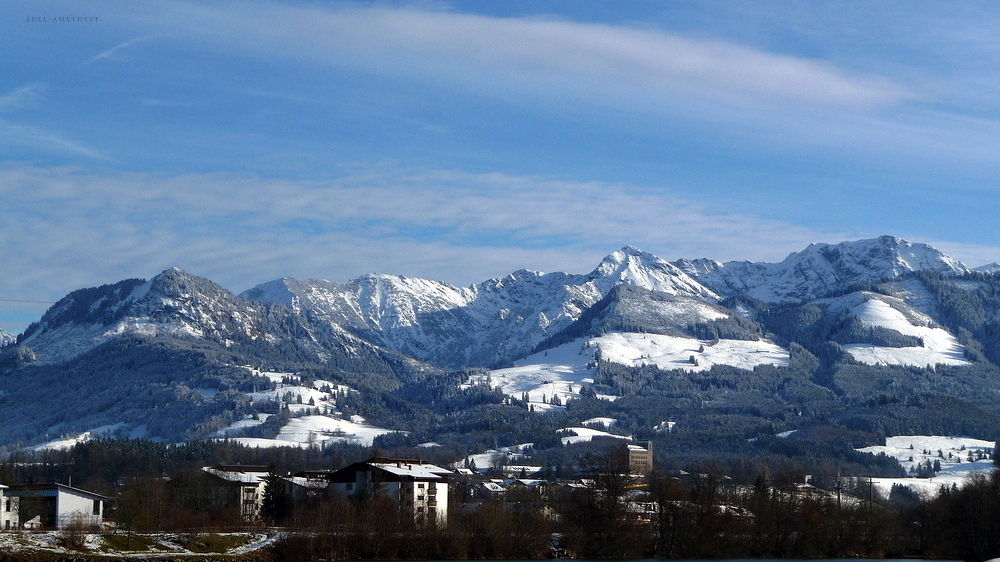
[4,483,106,530]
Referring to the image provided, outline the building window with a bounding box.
[93,500,100,515]
[417,483,424,489]
[4,500,8,512]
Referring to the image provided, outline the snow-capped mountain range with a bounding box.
[5,235,983,372]
[240,246,717,368]
[1,234,997,450]
[241,236,971,368]
[672,235,967,302]
[17,267,429,378]
[0,329,13,347]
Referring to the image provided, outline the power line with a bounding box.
[0,298,56,304]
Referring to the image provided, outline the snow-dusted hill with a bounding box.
[0,329,13,347]
[815,292,970,367]
[243,246,718,368]
[471,330,789,410]
[859,436,995,497]
[675,236,968,303]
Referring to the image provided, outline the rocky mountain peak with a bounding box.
[680,236,969,303]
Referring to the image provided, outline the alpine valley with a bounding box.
[4,235,1000,476]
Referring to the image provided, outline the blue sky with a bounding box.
[2,1,1000,334]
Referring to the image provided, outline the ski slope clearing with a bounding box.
[858,435,995,496]
[477,332,789,409]
[837,297,969,367]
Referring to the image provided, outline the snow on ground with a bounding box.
[654,421,676,433]
[229,415,396,448]
[33,423,148,451]
[216,369,390,448]
[559,426,630,446]
[245,377,343,412]
[0,531,272,557]
[211,414,271,438]
[462,443,534,472]
[470,339,597,409]
[474,332,789,411]
[833,296,969,367]
[582,417,617,427]
[858,435,995,497]
[596,332,789,373]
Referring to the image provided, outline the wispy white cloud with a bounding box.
[114,1,908,110]
[78,33,162,67]
[0,164,838,314]
[4,162,991,334]
[0,121,109,160]
[0,83,46,112]
[0,84,109,160]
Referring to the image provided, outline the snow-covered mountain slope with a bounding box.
[0,329,14,347]
[816,291,969,367]
[975,262,1000,274]
[533,284,763,354]
[472,331,789,410]
[675,236,969,303]
[18,268,429,377]
[242,246,718,369]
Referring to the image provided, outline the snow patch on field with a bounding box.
[858,435,995,496]
[34,423,148,451]
[582,417,617,427]
[559,426,630,445]
[462,443,535,472]
[475,332,789,410]
[211,414,271,438]
[229,415,396,448]
[839,298,969,367]
[596,332,789,373]
[471,339,598,409]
